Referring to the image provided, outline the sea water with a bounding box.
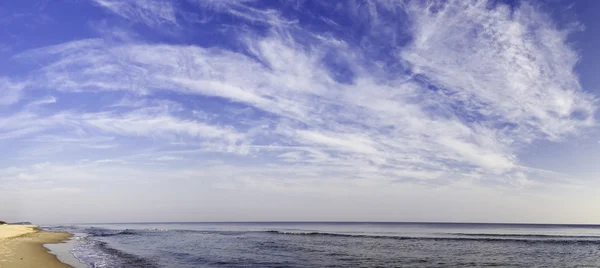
[45,222,600,267]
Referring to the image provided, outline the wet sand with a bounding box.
[0,225,73,268]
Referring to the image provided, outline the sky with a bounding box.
[1,0,599,224]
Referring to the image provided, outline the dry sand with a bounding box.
[0,224,74,268]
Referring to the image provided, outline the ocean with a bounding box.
[44,222,600,267]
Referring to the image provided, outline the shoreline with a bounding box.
[0,225,76,268]
[45,236,89,268]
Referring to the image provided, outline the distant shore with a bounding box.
[0,224,73,268]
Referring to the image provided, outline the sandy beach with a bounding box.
[0,224,73,268]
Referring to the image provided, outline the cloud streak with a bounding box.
[92,0,178,27]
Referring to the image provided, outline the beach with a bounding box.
[0,224,73,268]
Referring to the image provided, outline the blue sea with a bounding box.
[44,222,600,267]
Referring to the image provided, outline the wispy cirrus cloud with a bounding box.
[401,0,595,140]
[0,77,27,105]
[1,0,595,190]
[0,101,245,158]
[92,0,178,27]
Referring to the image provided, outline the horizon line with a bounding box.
[46,221,600,227]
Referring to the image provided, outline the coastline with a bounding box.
[0,225,75,268]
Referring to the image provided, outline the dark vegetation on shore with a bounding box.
[0,221,32,225]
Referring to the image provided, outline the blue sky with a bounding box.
[1,0,600,224]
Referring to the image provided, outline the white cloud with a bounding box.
[0,107,244,157]
[92,0,178,27]
[294,130,380,155]
[401,0,595,140]
[437,136,514,172]
[154,156,183,161]
[0,111,68,139]
[188,0,294,27]
[80,109,241,142]
[0,77,27,105]
[26,96,57,108]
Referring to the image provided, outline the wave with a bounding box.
[263,230,425,239]
[71,239,159,268]
[265,230,323,235]
[94,241,159,268]
[450,233,600,239]
[68,228,158,268]
[85,227,140,237]
[263,230,600,244]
